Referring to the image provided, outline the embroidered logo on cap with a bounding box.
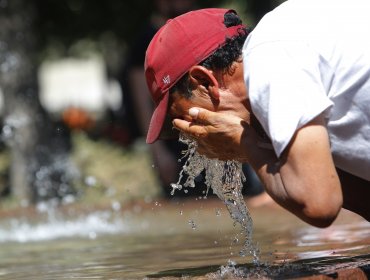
[162,75,171,85]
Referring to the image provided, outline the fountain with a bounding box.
[0,0,76,203]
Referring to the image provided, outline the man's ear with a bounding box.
[188,65,220,100]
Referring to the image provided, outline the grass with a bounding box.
[0,131,163,211]
[70,132,163,207]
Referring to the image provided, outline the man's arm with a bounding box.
[249,114,342,227]
[173,109,343,227]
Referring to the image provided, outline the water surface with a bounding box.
[0,198,369,279]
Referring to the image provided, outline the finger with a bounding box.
[172,118,207,137]
[189,107,200,119]
[188,107,218,124]
[172,118,191,130]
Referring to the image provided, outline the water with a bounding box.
[0,209,125,243]
[0,200,368,279]
[171,135,259,262]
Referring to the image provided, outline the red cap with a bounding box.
[144,8,245,144]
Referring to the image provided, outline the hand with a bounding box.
[172,107,257,162]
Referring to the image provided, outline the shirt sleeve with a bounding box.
[243,41,333,157]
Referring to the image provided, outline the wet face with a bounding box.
[168,88,214,122]
[167,61,251,125]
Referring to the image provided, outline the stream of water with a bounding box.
[171,135,259,262]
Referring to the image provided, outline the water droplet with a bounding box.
[215,208,221,216]
[62,195,75,205]
[111,201,121,212]
[188,219,197,230]
[84,176,97,187]
[170,183,182,195]
[89,231,97,239]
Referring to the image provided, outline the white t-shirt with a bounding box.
[243,0,370,181]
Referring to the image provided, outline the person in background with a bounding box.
[122,0,197,197]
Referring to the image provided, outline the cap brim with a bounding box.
[146,91,171,144]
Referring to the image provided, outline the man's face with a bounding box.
[168,89,214,122]
[167,61,251,126]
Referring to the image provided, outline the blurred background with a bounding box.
[0,0,286,209]
[1,3,369,280]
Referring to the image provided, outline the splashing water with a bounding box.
[171,135,260,263]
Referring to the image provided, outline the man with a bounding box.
[144,2,370,227]
[125,0,263,198]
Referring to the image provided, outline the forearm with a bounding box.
[246,147,304,222]
[247,147,337,227]
[244,121,342,227]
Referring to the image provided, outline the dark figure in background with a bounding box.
[120,0,265,199]
[248,0,275,23]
